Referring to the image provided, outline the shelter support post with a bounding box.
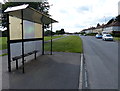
[21,10,25,73]
[42,24,44,55]
[50,20,53,55]
[7,14,11,72]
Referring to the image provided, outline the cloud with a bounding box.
[59,9,68,14]
[98,16,115,24]
[76,6,90,13]
[49,0,119,33]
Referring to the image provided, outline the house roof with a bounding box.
[4,4,58,24]
[82,27,95,32]
[107,21,120,27]
[95,24,106,29]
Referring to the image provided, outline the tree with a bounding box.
[60,28,65,34]
[55,29,65,35]
[2,13,7,28]
[107,18,114,25]
[44,30,55,36]
[2,1,51,27]
[97,23,100,27]
[115,15,120,22]
[56,30,61,35]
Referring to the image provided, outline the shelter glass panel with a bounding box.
[10,43,22,59]
[24,41,35,54]
[23,20,35,39]
[35,23,42,38]
[9,16,22,40]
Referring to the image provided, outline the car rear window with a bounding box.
[106,35,112,37]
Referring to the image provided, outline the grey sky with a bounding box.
[49,0,120,33]
[0,0,119,33]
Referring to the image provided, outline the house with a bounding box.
[81,27,95,34]
[92,24,105,34]
[103,21,120,34]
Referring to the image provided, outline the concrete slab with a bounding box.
[2,52,81,89]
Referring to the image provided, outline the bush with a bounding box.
[111,31,120,37]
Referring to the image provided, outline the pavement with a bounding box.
[44,36,66,43]
[80,36,118,89]
[1,52,81,89]
[0,49,7,55]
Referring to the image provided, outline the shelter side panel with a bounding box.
[9,16,22,40]
[35,23,42,38]
[23,20,35,39]
[10,43,22,59]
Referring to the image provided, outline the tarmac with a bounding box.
[1,52,81,89]
[0,49,7,55]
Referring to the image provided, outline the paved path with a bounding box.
[0,49,7,55]
[2,52,81,89]
[80,36,118,89]
[44,36,66,43]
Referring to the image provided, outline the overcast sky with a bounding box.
[0,0,120,33]
[49,0,120,33]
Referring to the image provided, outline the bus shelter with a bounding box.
[4,4,58,73]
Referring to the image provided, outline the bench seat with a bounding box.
[12,50,39,73]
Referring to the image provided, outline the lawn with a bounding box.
[0,37,7,50]
[0,36,63,50]
[44,35,83,53]
[44,35,64,41]
[114,37,120,41]
[0,53,8,56]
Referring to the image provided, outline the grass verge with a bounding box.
[0,53,8,56]
[114,37,120,41]
[0,37,7,50]
[44,35,63,41]
[45,35,83,53]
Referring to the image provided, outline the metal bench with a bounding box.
[12,50,38,72]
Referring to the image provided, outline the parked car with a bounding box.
[102,34,113,41]
[83,34,86,36]
[96,34,102,39]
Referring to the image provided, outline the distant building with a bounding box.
[103,21,120,33]
[81,27,95,34]
[93,25,104,33]
[81,21,120,34]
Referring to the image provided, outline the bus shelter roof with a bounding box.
[4,4,58,24]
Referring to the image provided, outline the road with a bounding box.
[80,36,118,89]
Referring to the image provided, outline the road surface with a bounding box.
[80,36,118,89]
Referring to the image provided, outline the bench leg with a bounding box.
[16,60,18,70]
[22,60,25,73]
[35,52,37,60]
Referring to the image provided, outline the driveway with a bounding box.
[80,36,118,89]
